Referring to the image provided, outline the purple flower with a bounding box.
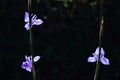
[24,12,43,30]
[21,55,40,72]
[88,47,110,65]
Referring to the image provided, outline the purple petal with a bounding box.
[26,60,32,68]
[21,61,32,72]
[32,19,43,25]
[24,12,29,22]
[34,56,40,62]
[24,23,30,30]
[88,57,97,62]
[94,47,105,57]
[25,55,27,60]
[100,47,105,57]
[26,67,32,72]
[22,55,34,72]
[100,57,110,65]
[32,15,37,21]
[94,47,99,56]
[21,62,27,69]
[27,56,32,61]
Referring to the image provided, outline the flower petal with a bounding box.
[22,55,33,72]
[100,47,105,57]
[94,47,99,56]
[26,67,32,72]
[34,56,40,62]
[24,12,29,22]
[94,47,105,58]
[21,62,27,69]
[25,55,28,60]
[100,57,110,65]
[32,15,37,21]
[32,19,43,25]
[24,23,30,30]
[27,56,32,61]
[88,57,97,62]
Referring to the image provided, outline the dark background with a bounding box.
[0,0,120,80]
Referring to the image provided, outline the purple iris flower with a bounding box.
[88,47,110,65]
[24,12,43,30]
[21,55,40,72]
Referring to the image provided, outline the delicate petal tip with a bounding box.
[34,56,40,62]
[100,57,110,65]
[88,57,96,62]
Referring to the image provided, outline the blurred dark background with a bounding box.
[0,0,120,80]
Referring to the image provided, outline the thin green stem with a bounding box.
[94,17,104,80]
[94,60,100,80]
[93,0,104,80]
[28,0,37,80]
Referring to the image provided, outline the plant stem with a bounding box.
[93,0,104,80]
[94,17,104,80]
[28,0,36,80]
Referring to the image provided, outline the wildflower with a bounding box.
[88,47,110,65]
[24,12,43,30]
[21,55,40,72]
